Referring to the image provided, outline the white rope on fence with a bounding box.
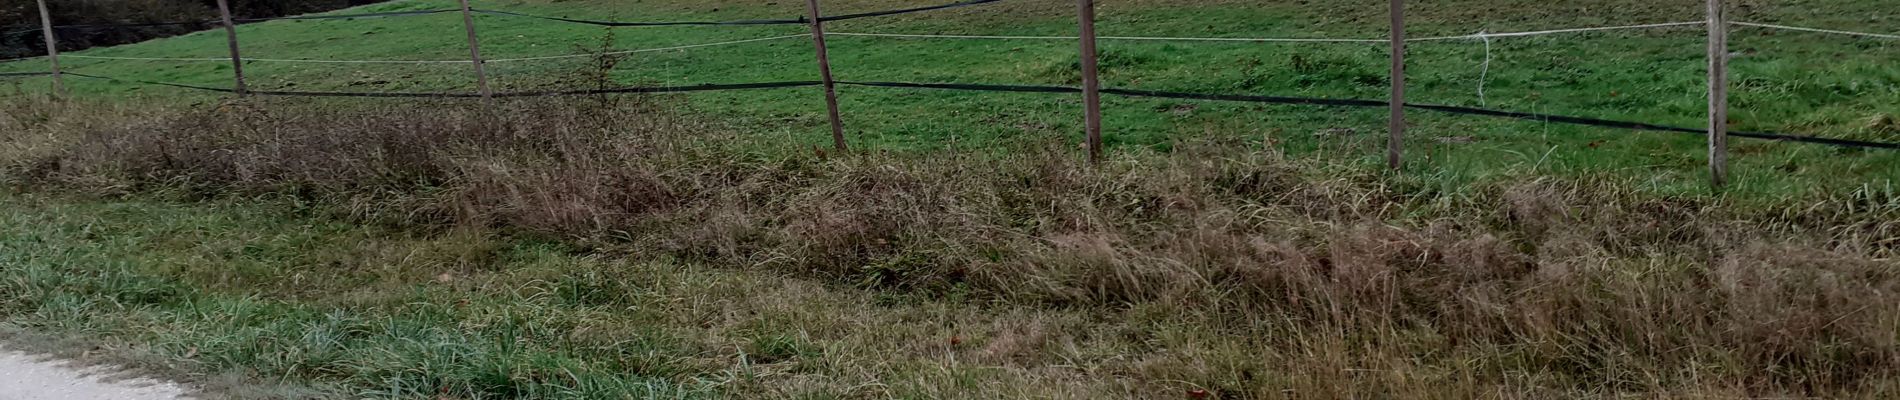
[830,32,1080,40]
[53,34,813,65]
[20,22,1721,67]
[1478,31,1492,106]
[833,21,1707,44]
[1410,21,1708,41]
[832,31,1383,42]
[1103,35,1382,43]
[485,34,811,63]
[1412,21,1701,108]
[59,55,215,62]
[1733,22,1900,40]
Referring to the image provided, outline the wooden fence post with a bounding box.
[214,0,247,97]
[1707,0,1729,188]
[805,0,847,152]
[456,0,492,99]
[1076,0,1104,165]
[34,0,63,96]
[1387,0,1406,171]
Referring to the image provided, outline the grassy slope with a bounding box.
[0,0,1895,197]
[3,95,1896,398]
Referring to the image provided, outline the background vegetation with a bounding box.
[0,0,1893,199]
[0,0,387,59]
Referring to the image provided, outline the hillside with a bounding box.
[0,0,390,59]
[0,0,1894,196]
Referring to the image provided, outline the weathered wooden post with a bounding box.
[456,0,492,99]
[1387,0,1406,170]
[1076,0,1104,164]
[805,0,847,151]
[214,0,247,97]
[34,0,63,96]
[1706,0,1729,188]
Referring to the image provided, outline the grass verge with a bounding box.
[2,95,1897,398]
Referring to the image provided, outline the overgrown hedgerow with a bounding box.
[3,95,1897,397]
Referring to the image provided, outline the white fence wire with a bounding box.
[1733,22,1900,40]
[23,20,1896,67]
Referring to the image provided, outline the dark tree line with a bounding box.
[2,0,385,59]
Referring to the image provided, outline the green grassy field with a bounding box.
[1,0,1895,197]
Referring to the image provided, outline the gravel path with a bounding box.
[0,350,190,400]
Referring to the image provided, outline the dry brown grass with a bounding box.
[3,95,1897,398]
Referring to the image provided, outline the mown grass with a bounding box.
[0,0,1895,198]
[3,95,1897,398]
